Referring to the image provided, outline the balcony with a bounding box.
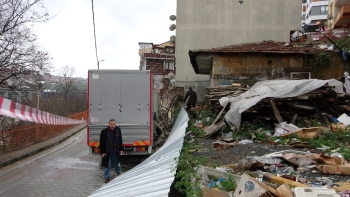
[333,4,350,27]
[142,52,175,60]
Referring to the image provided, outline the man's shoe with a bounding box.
[117,172,121,175]
[104,178,109,183]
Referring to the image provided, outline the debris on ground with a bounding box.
[206,84,249,114]
[220,79,344,129]
[177,79,350,196]
[195,137,350,195]
[197,164,350,196]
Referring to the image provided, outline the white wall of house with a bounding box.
[175,0,301,100]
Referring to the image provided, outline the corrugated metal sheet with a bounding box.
[89,108,189,197]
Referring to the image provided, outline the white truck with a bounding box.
[87,70,155,155]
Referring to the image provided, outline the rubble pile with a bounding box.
[241,85,348,127]
[206,85,249,113]
[197,150,350,197]
[194,80,350,196]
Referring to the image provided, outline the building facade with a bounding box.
[0,88,35,102]
[189,41,346,87]
[175,0,301,101]
[302,0,328,25]
[139,41,176,92]
[328,0,350,29]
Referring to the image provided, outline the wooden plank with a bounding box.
[263,173,308,188]
[196,97,208,118]
[291,114,298,124]
[288,104,314,110]
[339,105,350,111]
[270,99,284,123]
[312,100,330,127]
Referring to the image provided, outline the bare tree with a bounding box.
[57,65,77,101]
[0,0,51,90]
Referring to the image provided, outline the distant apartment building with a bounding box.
[302,0,328,26]
[139,41,176,91]
[328,0,350,29]
[0,88,34,102]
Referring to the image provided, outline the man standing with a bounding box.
[184,87,197,110]
[100,119,123,183]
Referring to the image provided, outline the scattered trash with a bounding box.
[274,122,301,137]
[222,132,232,138]
[281,127,320,139]
[215,167,234,174]
[338,114,350,126]
[213,140,238,149]
[282,153,317,166]
[238,139,253,145]
[294,187,339,197]
[195,120,204,128]
[190,80,350,196]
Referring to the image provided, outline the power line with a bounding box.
[91,0,100,70]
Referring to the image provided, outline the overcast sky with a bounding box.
[35,0,177,78]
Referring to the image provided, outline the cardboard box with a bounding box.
[202,186,232,197]
[294,127,320,139]
[318,157,350,175]
[333,157,347,165]
[281,127,320,139]
[233,174,279,197]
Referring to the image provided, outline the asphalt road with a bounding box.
[0,129,104,197]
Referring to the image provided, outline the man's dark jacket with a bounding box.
[100,126,123,168]
[184,89,197,105]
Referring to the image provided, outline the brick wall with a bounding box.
[146,59,176,75]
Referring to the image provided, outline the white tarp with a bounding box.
[219,79,344,128]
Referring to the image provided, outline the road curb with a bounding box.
[0,124,86,169]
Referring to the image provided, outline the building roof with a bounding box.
[189,41,329,74]
[154,41,174,48]
[189,41,324,54]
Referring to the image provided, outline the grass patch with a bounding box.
[174,139,207,196]
[221,175,237,191]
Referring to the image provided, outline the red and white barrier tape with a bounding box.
[0,96,85,125]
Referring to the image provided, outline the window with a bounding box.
[165,47,174,53]
[320,6,328,15]
[164,61,175,70]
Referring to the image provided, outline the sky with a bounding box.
[35,0,177,78]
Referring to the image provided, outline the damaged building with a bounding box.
[188,41,348,87]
